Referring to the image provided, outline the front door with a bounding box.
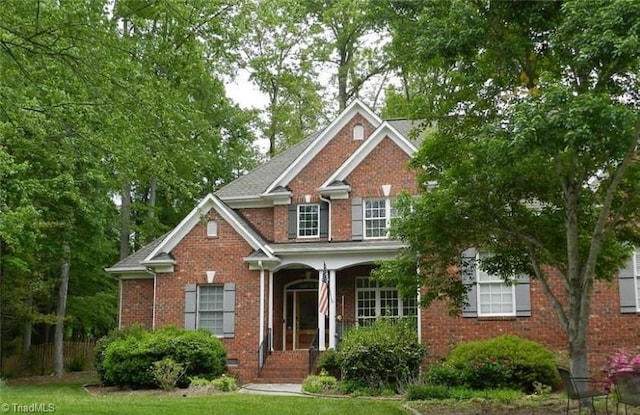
[284,288,318,350]
[296,291,317,349]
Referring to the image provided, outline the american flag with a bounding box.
[319,262,329,316]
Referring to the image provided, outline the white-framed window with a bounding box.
[364,198,396,239]
[355,277,417,326]
[297,204,320,237]
[198,285,224,335]
[206,220,218,237]
[476,253,515,317]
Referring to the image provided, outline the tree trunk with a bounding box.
[53,241,70,376]
[119,182,131,260]
[148,177,157,219]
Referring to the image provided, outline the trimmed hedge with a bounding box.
[95,326,227,389]
[429,335,558,392]
[338,319,426,392]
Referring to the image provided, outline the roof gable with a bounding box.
[144,194,275,263]
[264,99,382,194]
[319,121,418,191]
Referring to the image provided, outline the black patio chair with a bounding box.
[557,366,609,415]
[611,370,640,415]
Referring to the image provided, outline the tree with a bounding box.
[305,0,391,111]
[375,0,640,380]
[237,0,326,157]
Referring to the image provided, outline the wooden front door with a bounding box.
[284,289,318,350]
[296,291,317,349]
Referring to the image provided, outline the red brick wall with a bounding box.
[347,136,418,198]
[421,275,640,375]
[237,207,273,241]
[274,114,376,243]
[153,209,261,383]
[120,279,154,330]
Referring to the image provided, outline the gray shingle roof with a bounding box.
[107,233,169,272]
[216,132,320,199]
[387,119,427,145]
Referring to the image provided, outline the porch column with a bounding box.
[268,270,274,351]
[329,269,337,349]
[318,269,326,351]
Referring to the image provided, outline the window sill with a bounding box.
[476,316,518,321]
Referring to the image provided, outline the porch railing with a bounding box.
[257,328,271,376]
[308,328,320,374]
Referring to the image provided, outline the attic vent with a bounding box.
[353,124,364,140]
[207,220,218,237]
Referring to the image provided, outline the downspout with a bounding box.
[118,279,123,329]
[143,268,158,330]
[319,196,332,241]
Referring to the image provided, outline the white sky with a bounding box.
[224,69,269,110]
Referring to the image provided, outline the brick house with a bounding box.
[107,100,640,383]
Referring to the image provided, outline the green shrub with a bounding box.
[445,335,558,392]
[210,374,237,391]
[337,319,426,392]
[99,326,227,389]
[316,348,341,378]
[423,362,465,387]
[302,371,338,394]
[94,325,144,385]
[67,356,85,372]
[406,383,451,400]
[152,357,185,391]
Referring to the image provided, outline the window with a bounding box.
[298,204,319,237]
[198,285,224,335]
[206,220,218,237]
[364,199,396,239]
[476,253,515,317]
[353,124,364,140]
[356,277,417,326]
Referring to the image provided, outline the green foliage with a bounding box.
[406,383,451,400]
[444,335,558,392]
[67,357,85,373]
[94,326,145,385]
[188,375,237,391]
[210,374,238,392]
[152,357,185,391]
[316,348,341,378]
[423,362,465,387]
[337,319,426,392]
[302,371,338,394]
[406,384,525,402]
[98,326,227,389]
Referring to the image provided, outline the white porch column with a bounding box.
[328,269,337,349]
[318,269,326,351]
[268,270,274,351]
[259,267,265,343]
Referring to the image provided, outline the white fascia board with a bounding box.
[264,99,382,194]
[104,266,148,274]
[320,122,418,189]
[145,194,276,262]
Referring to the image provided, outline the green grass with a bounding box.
[0,381,406,415]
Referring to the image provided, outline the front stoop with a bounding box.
[255,350,310,383]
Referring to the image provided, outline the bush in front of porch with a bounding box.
[335,318,426,393]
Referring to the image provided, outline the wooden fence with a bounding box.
[1,341,96,377]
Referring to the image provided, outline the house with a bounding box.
[107,100,640,383]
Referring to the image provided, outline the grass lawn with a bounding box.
[0,374,406,415]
